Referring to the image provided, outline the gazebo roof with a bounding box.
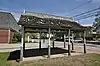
[18,11,88,32]
[23,11,74,21]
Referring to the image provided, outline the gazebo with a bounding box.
[18,11,89,61]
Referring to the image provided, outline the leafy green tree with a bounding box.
[12,32,21,43]
[93,12,100,27]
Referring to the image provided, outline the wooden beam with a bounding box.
[39,31,41,50]
[52,32,55,48]
[84,31,86,53]
[52,39,55,48]
[72,32,74,50]
[64,34,66,48]
[27,36,30,43]
[20,26,25,61]
[48,27,51,58]
[68,29,71,56]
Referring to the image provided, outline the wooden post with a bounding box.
[52,33,55,48]
[52,38,55,48]
[84,31,86,53]
[20,26,25,61]
[39,31,41,50]
[68,29,71,56]
[72,32,74,50]
[27,36,30,43]
[23,10,26,51]
[64,34,66,48]
[48,27,51,58]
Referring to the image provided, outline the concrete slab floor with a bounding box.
[23,53,83,61]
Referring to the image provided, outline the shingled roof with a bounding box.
[23,11,74,21]
[18,11,87,31]
[0,12,20,32]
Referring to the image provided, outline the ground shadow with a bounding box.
[7,47,74,60]
[86,42,100,45]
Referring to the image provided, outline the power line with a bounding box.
[76,11,100,20]
[73,7,100,17]
[76,10,100,19]
[66,0,92,12]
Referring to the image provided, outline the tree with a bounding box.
[12,32,21,43]
[93,12,100,27]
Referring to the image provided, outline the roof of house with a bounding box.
[0,12,20,32]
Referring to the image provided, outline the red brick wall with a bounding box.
[0,29,14,43]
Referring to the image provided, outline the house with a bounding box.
[0,12,20,43]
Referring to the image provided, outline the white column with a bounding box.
[8,29,10,43]
[84,31,86,53]
[48,27,51,58]
[20,26,25,61]
[68,29,71,55]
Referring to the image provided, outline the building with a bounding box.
[0,12,20,43]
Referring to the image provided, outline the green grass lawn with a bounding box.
[1,52,100,66]
[20,53,100,66]
[0,52,9,66]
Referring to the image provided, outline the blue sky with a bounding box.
[0,0,100,26]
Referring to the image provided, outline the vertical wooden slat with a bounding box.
[68,29,71,56]
[48,27,51,58]
[39,31,41,50]
[64,34,66,48]
[72,32,74,50]
[20,26,25,61]
[84,31,86,53]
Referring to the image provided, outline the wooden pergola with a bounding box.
[18,11,89,61]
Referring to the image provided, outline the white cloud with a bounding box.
[11,12,21,22]
[81,24,93,26]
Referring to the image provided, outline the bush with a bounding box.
[12,33,21,43]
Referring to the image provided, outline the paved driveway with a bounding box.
[0,41,100,54]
